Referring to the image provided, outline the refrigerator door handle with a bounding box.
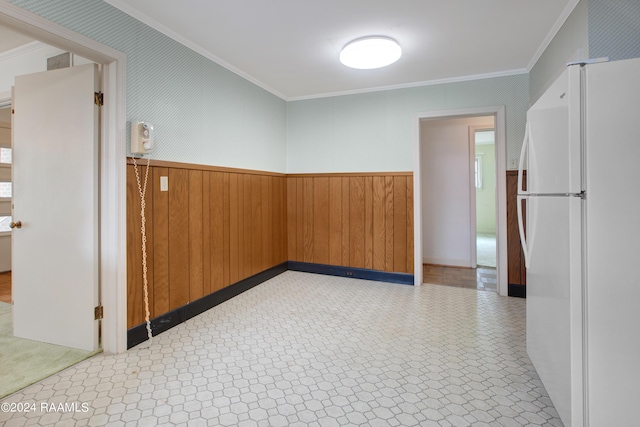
[517,195,531,269]
[518,121,530,195]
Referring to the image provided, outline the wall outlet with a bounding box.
[160,176,168,192]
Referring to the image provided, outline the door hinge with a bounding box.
[94,305,104,320]
[94,92,104,106]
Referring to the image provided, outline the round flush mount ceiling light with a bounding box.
[340,36,402,69]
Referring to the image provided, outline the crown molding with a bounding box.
[527,0,581,72]
[103,0,287,100]
[288,68,528,101]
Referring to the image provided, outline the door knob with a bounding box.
[9,221,22,229]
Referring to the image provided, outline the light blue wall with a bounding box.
[21,0,637,175]
[287,75,529,173]
[9,0,287,172]
[530,0,640,104]
[589,0,640,61]
[529,0,588,104]
[285,0,638,173]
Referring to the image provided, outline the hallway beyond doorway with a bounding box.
[418,108,507,294]
[423,264,497,292]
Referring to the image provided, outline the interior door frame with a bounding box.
[469,124,497,268]
[0,2,127,352]
[414,106,507,296]
[468,125,478,269]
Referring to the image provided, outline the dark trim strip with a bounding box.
[508,283,526,298]
[128,262,414,348]
[287,261,415,285]
[127,262,288,349]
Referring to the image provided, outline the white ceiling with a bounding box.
[2,1,578,101]
[105,0,577,100]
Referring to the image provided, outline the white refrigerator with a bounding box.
[517,57,640,427]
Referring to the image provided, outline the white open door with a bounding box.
[12,63,100,352]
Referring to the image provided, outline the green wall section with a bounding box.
[475,144,496,234]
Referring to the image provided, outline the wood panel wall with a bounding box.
[506,170,526,286]
[127,160,287,329]
[128,163,530,328]
[286,173,414,274]
[128,162,415,329]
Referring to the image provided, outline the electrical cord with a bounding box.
[133,155,153,344]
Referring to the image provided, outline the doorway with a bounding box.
[413,106,507,295]
[0,61,104,397]
[472,126,497,269]
[0,4,127,354]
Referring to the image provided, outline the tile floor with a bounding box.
[0,271,560,427]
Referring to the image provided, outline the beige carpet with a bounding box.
[0,302,96,398]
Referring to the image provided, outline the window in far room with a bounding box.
[475,154,483,189]
[0,147,11,164]
[0,182,10,198]
[0,142,12,233]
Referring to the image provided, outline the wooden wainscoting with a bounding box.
[127,160,287,329]
[506,170,526,290]
[286,173,414,274]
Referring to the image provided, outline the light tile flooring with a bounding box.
[0,271,560,427]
